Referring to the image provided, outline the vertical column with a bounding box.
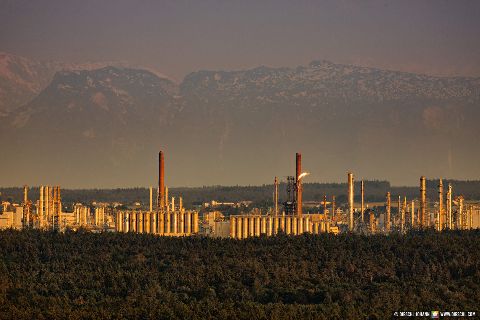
[255,216,261,237]
[361,180,365,223]
[130,211,137,232]
[411,200,415,228]
[158,151,165,211]
[179,212,184,234]
[166,212,171,234]
[296,153,303,217]
[236,216,243,239]
[39,186,44,228]
[151,212,157,234]
[438,179,444,231]
[274,177,278,216]
[286,216,291,235]
[144,212,151,233]
[149,186,153,212]
[124,212,129,232]
[248,217,254,237]
[243,216,249,238]
[158,212,165,234]
[261,216,267,235]
[332,196,336,221]
[230,217,236,239]
[185,212,191,235]
[420,176,427,228]
[172,210,178,235]
[267,216,273,236]
[193,212,199,234]
[348,172,354,231]
[385,192,391,232]
[458,196,464,230]
[292,217,297,235]
[446,184,452,229]
[298,217,304,234]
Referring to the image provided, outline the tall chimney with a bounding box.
[295,153,302,217]
[438,179,443,231]
[348,172,354,231]
[158,151,165,211]
[274,177,278,216]
[385,192,391,232]
[420,176,427,228]
[361,180,365,223]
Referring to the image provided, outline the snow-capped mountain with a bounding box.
[1,55,479,187]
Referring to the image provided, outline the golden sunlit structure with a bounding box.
[438,179,444,231]
[420,176,427,228]
[447,183,452,229]
[360,180,365,223]
[115,209,199,236]
[295,153,303,217]
[385,192,391,232]
[228,214,331,239]
[347,172,354,231]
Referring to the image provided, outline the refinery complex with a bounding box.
[1,151,479,236]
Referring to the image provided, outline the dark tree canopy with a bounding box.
[0,229,479,319]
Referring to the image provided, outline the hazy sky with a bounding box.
[1,0,480,81]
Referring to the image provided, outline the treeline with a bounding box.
[0,229,479,319]
[1,179,480,209]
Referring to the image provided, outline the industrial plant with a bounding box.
[1,151,479,236]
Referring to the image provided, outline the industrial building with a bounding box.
[2,151,480,236]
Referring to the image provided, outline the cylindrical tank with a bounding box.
[230,217,236,239]
[255,216,261,237]
[243,216,249,239]
[261,216,267,234]
[192,212,199,233]
[236,216,243,239]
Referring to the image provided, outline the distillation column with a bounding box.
[420,176,427,228]
[385,192,391,232]
[296,153,302,217]
[446,183,452,229]
[411,200,415,228]
[348,172,354,231]
[438,179,444,231]
[361,180,365,223]
[274,177,279,216]
[332,196,336,221]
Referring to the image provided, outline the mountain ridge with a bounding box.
[1,53,479,187]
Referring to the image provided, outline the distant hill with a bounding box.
[1,54,479,187]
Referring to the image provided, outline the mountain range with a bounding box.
[1,52,479,187]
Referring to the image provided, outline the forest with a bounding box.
[0,229,479,319]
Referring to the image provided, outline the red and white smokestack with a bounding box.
[158,151,165,211]
[296,152,302,217]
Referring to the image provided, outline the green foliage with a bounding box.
[0,230,479,319]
